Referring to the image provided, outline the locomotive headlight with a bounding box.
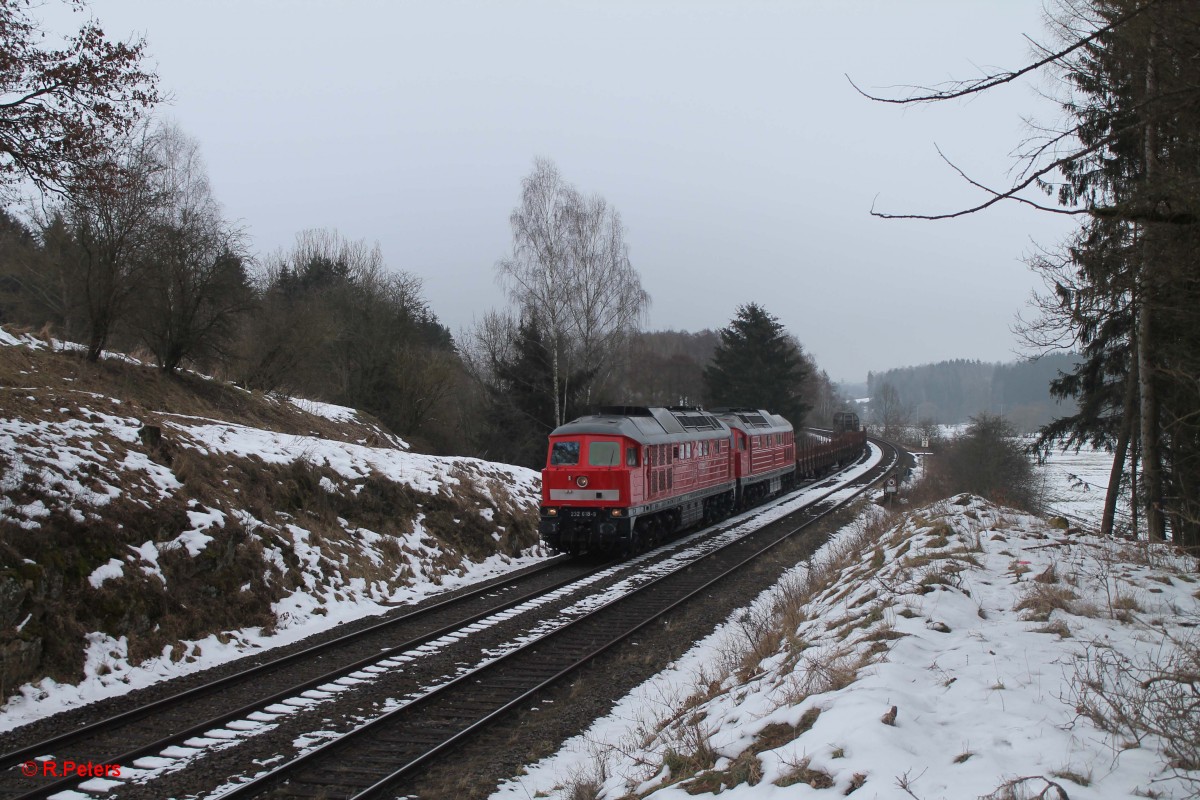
[576,476,589,488]
[545,508,558,516]
[611,508,624,517]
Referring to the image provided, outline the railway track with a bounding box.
[1,438,899,800]
[0,558,595,800]
[213,439,898,800]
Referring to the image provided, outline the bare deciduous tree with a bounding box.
[133,122,251,373]
[496,158,649,427]
[45,125,164,361]
[240,228,459,448]
[871,381,912,440]
[1,0,160,197]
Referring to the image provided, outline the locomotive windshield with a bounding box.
[550,440,580,465]
[587,440,621,466]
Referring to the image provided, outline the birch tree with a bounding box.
[496,158,649,427]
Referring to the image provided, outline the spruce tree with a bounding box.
[702,303,810,426]
[866,0,1200,546]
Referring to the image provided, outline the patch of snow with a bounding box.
[167,507,226,556]
[129,541,165,584]
[87,559,125,589]
[288,397,360,424]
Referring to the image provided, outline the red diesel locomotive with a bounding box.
[538,406,799,556]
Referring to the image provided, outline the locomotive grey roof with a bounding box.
[711,407,794,436]
[550,406,731,445]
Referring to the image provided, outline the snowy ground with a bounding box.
[495,490,1199,799]
[0,328,545,733]
[7,331,1186,799]
[0,545,549,735]
[1037,444,1131,533]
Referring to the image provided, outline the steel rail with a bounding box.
[214,439,899,799]
[0,557,592,800]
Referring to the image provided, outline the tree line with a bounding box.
[866,354,1081,434]
[1,2,835,467]
[867,0,1200,548]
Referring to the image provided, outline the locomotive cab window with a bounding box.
[550,441,580,465]
[626,447,639,466]
[588,441,621,466]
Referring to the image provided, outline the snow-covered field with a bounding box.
[495,471,1199,799]
[1038,444,1131,533]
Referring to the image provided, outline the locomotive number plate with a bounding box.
[550,489,619,501]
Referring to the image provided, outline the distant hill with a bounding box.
[866,354,1079,432]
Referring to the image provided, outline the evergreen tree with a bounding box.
[866,0,1200,547]
[480,316,593,468]
[1038,0,1200,545]
[702,303,810,425]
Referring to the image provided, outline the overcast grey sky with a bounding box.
[73,0,1077,383]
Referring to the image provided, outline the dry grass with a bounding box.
[1015,583,1079,622]
[1033,564,1060,584]
[1070,634,1200,785]
[747,708,821,758]
[0,339,395,445]
[780,647,864,704]
[1050,767,1092,786]
[0,336,539,694]
[1009,559,1034,579]
[562,774,603,800]
[1033,620,1073,638]
[980,775,1075,799]
[660,719,719,784]
[681,750,763,795]
[776,756,835,789]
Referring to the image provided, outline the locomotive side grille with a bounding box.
[672,412,721,431]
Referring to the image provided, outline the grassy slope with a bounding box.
[0,330,541,696]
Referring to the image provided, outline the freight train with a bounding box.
[538,406,866,556]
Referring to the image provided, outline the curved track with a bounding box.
[214,438,899,800]
[1,437,900,800]
[0,559,592,800]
